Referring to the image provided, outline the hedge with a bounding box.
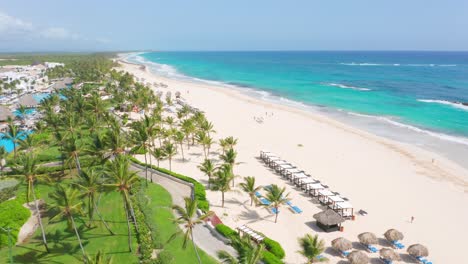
[215,224,237,239]
[0,199,31,248]
[128,156,209,211]
[263,237,285,259]
[262,250,284,264]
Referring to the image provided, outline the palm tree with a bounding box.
[220,148,237,186]
[217,235,264,264]
[264,184,289,223]
[62,135,86,174]
[219,136,237,154]
[16,104,29,124]
[181,119,195,149]
[104,155,139,252]
[18,134,40,153]
[73,169,114,234]
[84,250,113,264]
[0,146,7,176]
[211,164,234,207]
[171,197,213,264]
[152,147,167,168]
[14,153,49,252]
[173,130,186,161]
[197,159,216,189]
[131,122,150,185]
[1,119,23,158]
[239,176,262,206]
[162,142,177,171]
[297,234,328,263]
[49,184,86,259]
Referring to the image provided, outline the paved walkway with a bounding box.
[130,164,236,260]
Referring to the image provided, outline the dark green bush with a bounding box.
[156,250,174,264]
[0,184,19,203]
[0,199,31,248]
[262,250,284,264]
[263,237,285,259]
[215,224,237,239]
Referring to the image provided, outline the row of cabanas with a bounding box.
[260,150,354,219]
[332,229,433,264]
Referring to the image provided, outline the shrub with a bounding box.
[215,224,237,239]
[262,250,284,264]
[156,250,174,264]
[263,237,285,259]
[0,185,19,203]
[0,199,31,248]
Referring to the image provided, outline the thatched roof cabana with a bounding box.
[384,229,404,241]
[347,250,369,264]
[407,244,429,257]
[331,237,352,252]
[18,94,38,108]
[0,106,14,121]
[313,209,344,232]
[358,232,378,245]
[380,248,401,261]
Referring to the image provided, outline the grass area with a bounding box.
[142,184,218,264]
[0,180,219,264]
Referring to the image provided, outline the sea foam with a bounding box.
[418,99,468,111]
[325,83,371,91]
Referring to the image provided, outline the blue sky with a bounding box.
[0,0,467,52]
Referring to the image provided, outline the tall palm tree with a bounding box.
[217,235,264,264]
[104,156,139,252]
[73,169,114,234]
[239,176,262,206]
[151,147,167,168]
[62,135,86,174]
[1,118,23,158]
[264,184,289,223]
[131,122,150,185]
[181,119,195,149]
[49,184,86,259]
[162,142,177,171]
[171,197,213,264]
[197,159,216,189]
[219,136,237,154]
[173,130,186,161]
[297,234,328,263]
[211,164,234,207]
[14,153,49,252]
[220,148,237,186]
[18,134,40,153]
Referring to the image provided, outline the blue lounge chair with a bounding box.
[260,198,271,206]
[416,256,433,264]
[291,206,303,214]
[271,207,279,214]
[366,244,378,253]
[392,240,405,249]
[286,200,293,206]
[341,250,350,257]
[379,257,392,264]
[255,191,262,198]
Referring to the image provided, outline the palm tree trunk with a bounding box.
[275,207,279,223]
[125,192,138,230]
[169,157,172,171]
[222,191,225,208]
[180,143,185,161]
[87,195,94,227]
[143,151,148,186]
[123,197,133,252]
[70,214,86,258]
[94,195,114,235]
[148,145,154,182]
[31,185,49,253]
[75,156,82,174]
[191,230,202,264]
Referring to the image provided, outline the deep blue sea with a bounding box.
[127,51,468,166]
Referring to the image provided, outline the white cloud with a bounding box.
[40,27,80,40]
[0,12,33,36]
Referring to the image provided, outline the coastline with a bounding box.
[117,55,468,263]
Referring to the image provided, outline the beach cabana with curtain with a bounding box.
[334,201,354,218]
[0,106,14,121]
[317,189,334,204]
[308,183,325,196]
[313,209,344,232]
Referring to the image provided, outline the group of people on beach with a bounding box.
[253,111,274,124]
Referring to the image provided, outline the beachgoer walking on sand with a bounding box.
[410,216,414,223]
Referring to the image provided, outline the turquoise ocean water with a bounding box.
[128,52,468,166]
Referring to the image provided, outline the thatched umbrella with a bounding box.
[347,250,369,264]
[0,106,14,121]
[384,229,404,241]
[380,248,401,261]
[358,232,378,245]
[313,209,345,232]
[18,94,39,108]
[331,237,352,252]
[407,244,429,257]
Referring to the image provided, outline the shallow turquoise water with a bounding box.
[137,51,468,139]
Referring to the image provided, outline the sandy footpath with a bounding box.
[118,59,468,263]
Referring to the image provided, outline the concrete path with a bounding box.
[131,163,236,260]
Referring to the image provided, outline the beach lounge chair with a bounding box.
[416,256,433,264]
[260,198,271,206]
[391,240,405,249]
[255,191,262,198]
[291,205,303,214]
[341,250,351,257]
[379,257,393,264]
[362,243,378,253]
[271,207,279,214]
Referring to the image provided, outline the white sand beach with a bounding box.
[118,59,468,263]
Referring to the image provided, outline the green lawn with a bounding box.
[0,180,219,264]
